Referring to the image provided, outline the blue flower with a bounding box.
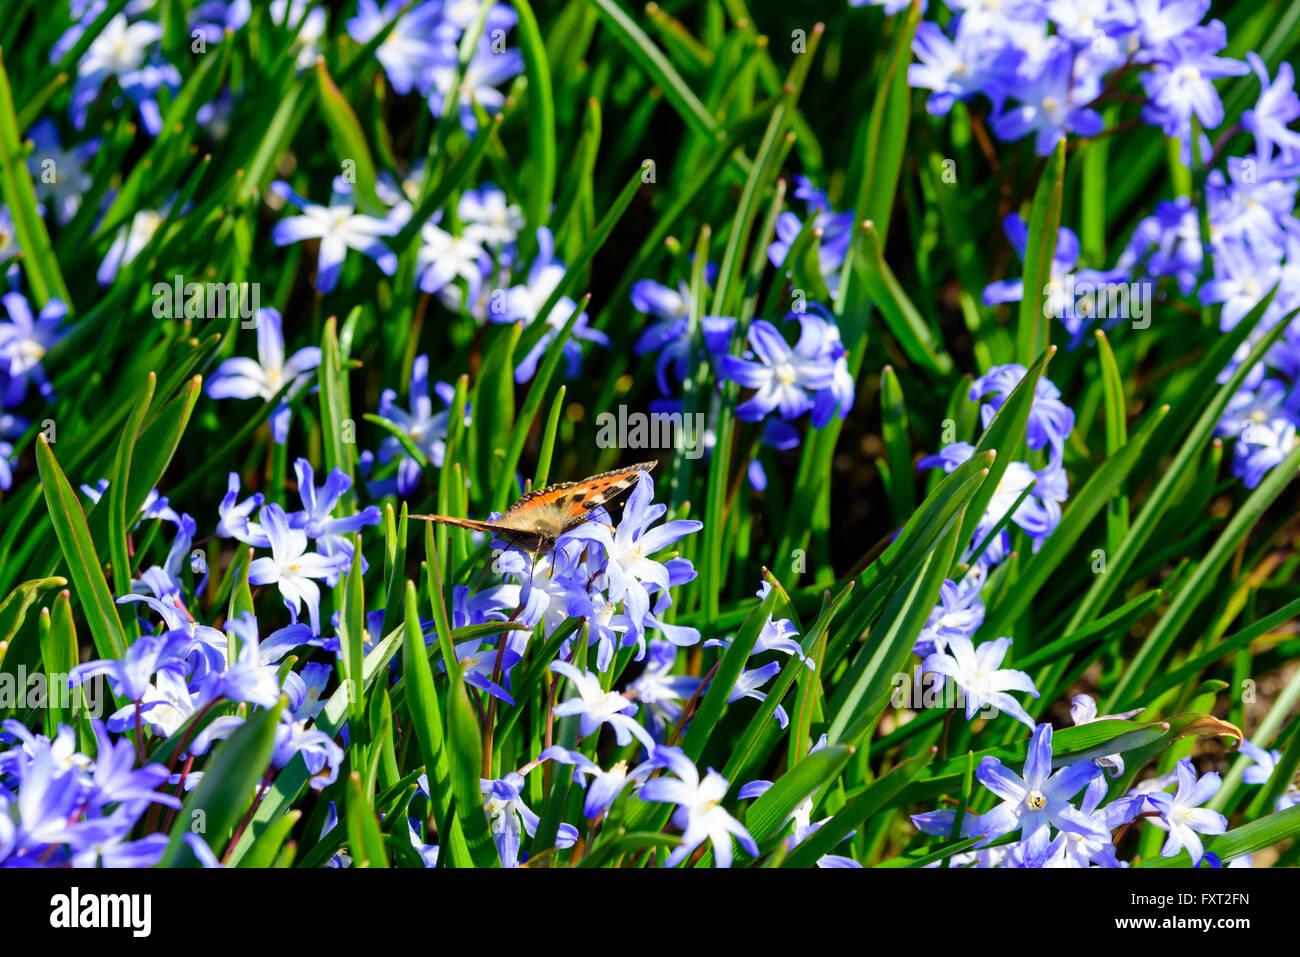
[1139,20,1248,138]
[1230,413,1298,488]
[480,773,537,868]
[1142,758,1228,866]
[459,183,525,253]
[272,714,344,790]
[990,38,1104,155]
[67,13,180,135]
[81,719,181,812]
[415,217,491,301]
[424,36,523,136]
[1239,738,1282,786]
[1119,196,1204,295]
[718,316,836,422]
[426,583,528,703]
[481,762,578,868]
[631,276,736,397]
[497,544,590,640]
[1200,236,1286,330]
[627,641,701,742]
[1044,0,1137,47]
[563,471,701,645]
[498,228,610,383]
[983,214,1128,346]
[0,728,96,860]
[913,566,986,658]
[540,744,658,821]
[27,119,96,225]
[71,826,170,868]
[1238,738,1300,811]
[206,308,321,444]
[98,206,168,285]
[0,413,24,490]
[918,442,1070,557]
[1207,159,1299,257]
[969,364,1076,456]
[720,583,812,667]
[452,637,524,705]
[912,806,1003,867]
[82,480,182,528]
[1242,52,1300,158]
[637,745,758,867]
[270,178,399,293]
[562,589,635,673]
[125,671,202,739]
[729,662,788,729]
[849,0,919,14]
[1132,0,1212,53]
[286,458,382,585]
[248,503,347,634]
[215,472,268,544]
[372,354,468,496]
[200,613,286,709]
[549,661,655,751]
[908,21,1002,118]
[0,292,66,406]
[632,277,700,394]
[115,592,228,682]
[284,662,332,722]
[404,816,441,867]
[347,1,453,95]
[701,587,810,730]
[922,635,1040,730]
[767,177,854,296]
[800,304,856,427]
[192,708,344,791]
[974,722,1107,867]
[1042,775,1145,868]
[190,1,251,43]
[69,629,192,705]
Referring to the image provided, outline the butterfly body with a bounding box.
[410,460,658,557]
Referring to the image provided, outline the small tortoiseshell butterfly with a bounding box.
[410,460,658,558]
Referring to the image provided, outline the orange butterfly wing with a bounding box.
[410,460,658,555]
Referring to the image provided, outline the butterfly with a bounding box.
[409,460,658,559]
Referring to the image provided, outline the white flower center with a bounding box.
[592,690,626,715]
